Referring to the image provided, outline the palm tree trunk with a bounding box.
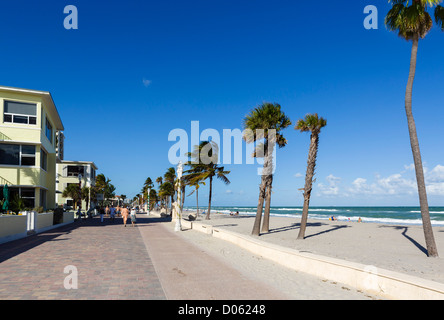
[261,140,275,233]
[261,175,273,233]
[196,188,199,218]
[252,178,266,236]
[405,34,438,257]
[206,176,213,220]
[298,133,319,240]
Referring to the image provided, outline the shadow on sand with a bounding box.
[379,225,428,256]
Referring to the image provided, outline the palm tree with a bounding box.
[158,181,174,212]
[295,113,327,240]
[164,167,176,213]
[62,184,81,210]
[148,188,158,210]
[81,186,93,210]
[188,180,205,218]
[185,141,230,220]
[95,173,116,205]
[142,177,154,199]
[385,0,443,257]
[243,102,291,236]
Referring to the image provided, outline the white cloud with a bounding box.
[312,164,444,200]
[225,189,233,194]
[294,173,303,178]
[142,78,152,87]
[426,165,444,195]
[317,174,341,196]
[376,173,416,195]
[345,164,444,197]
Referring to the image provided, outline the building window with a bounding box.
[40,189,47,210]
[3,100,37,125]
[7,187,35,209]
[0,143,35,166]
[0,143,20,165]
[41,148,47,171]
[21,145,36,166]
[45,118,53,143]
[67,165,85,177]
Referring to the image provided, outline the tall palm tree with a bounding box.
[243,102,291,236]
[164,167,176,213]
[158,182,174,212]
[185,141,230,220]
[295,113,327,240]
[385,0,443,257]
[143,177,154,199]
[185,177,205,218]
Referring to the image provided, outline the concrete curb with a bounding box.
[185,220,444,300]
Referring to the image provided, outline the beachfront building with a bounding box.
[56,160,98,210]
[0,86,64,211]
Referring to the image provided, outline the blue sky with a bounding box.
[1,0,443,206]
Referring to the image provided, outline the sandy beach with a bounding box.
[179,211,444,286]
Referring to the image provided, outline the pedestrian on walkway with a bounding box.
[116,205,121,217]
[105,205,110,217]
[121,206,129,227]
[99,206,105,223]
[130,207,137,227]
[110,205,116,223]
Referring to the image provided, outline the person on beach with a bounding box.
[130,207,137,227]
[358,217,362,223]
[110,205,116,223]
[105,205,110,217]
[121,206,129,227]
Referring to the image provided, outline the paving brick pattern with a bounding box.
[0,216,166,300]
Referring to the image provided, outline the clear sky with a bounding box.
[1,0,443,206]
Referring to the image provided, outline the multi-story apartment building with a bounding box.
[0,86,64,211]
[56,160,98,210]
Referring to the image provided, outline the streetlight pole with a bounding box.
[174,161,183,232]
[147,187,151,215]
[78,174,82,220]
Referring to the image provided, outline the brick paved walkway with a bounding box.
[0,215,287,300]
[0,215,166,300]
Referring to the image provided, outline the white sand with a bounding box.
[167,209,444,299]
[166,217,383,299]
[182,212,444,284]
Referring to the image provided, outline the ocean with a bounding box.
[183,206,444,226]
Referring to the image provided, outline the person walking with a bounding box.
[105,205,110,217]
[121,206,129,227]
[110,205,116,223]
[99,206,105,223]
[130,207,137,227]
[116,205,121,217]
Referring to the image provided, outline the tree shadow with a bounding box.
[264,222,349,239]
[0,224,75,263]
[304,224,349,239]
[0,215,169,262]
[380,225,428,256]
[212,224,238,228]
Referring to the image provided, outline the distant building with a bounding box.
[56,160,98,210]
[0,86,64,210]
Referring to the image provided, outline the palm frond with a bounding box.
[435,5,444,30]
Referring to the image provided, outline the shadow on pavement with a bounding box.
[0,214,171,263]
